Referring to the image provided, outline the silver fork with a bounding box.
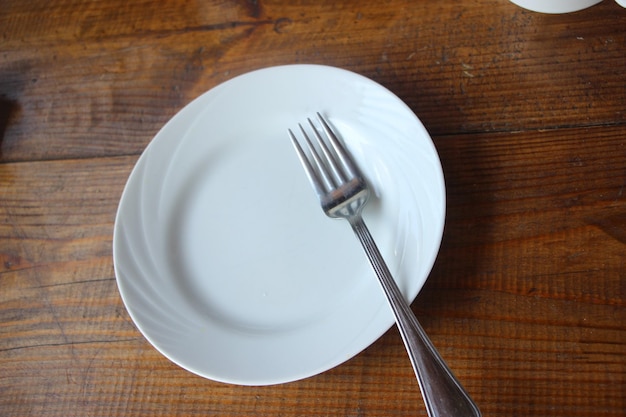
[288,113,481,417]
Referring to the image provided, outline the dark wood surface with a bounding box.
[1,1,624,416]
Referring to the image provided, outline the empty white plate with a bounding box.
[113,65,446,385]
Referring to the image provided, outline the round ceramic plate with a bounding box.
[113,65,445,385]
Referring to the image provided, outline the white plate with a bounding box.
[508,0,602,13]
[113,65,445,385]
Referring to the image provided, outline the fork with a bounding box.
[288,113,481,417]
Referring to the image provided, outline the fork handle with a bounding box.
[350,216,481,417]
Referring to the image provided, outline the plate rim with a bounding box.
[113,64,446,385]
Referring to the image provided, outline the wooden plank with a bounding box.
[1,0,625,162]
[1,123,624,415]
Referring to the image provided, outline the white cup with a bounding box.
[509,0,622,13]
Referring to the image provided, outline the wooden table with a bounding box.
[1,1,624,415]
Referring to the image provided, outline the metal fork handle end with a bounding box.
[350,216,482,417]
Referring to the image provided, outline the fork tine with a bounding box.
[290,114,363,198]
[288,128,327,197]
[298,123,336,192]
[316,112,361,179]
[289,129,326,196]
[307,118,346,185]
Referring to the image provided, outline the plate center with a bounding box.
[169,132,367,332]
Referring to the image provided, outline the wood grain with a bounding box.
[1,0,625,161]
[1,0,624,416]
